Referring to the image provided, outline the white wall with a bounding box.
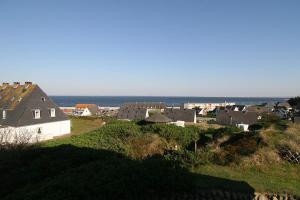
[0,120,71,143]
[237,124,249,132]
[81,108,92,116]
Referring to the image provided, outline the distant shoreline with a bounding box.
[50,96,287,107]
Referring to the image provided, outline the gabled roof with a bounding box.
[231,105,246,111]
[75,104,97,109]
[216,110,259,125]
[0,84,36,110]
[164,108,196,123]
[246,105,272,113]
[117,107,148,120]
[277,102,291,109]
[75,104,98,115]
[0,83,68,127]
[122,102,166,109]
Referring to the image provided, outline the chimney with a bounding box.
[13,82,20,88]
[2,82,9,89]
[25,82,32,88]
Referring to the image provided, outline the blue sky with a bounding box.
[0,0,299,97]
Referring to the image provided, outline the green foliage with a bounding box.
[288,96,300,107]
[248,124,263,132]
[141,124,201,148]
[259,113,287,130]
[213,133,262,165]
[165,149,214,168]
[204,127,240,141]
[45,121,142,154]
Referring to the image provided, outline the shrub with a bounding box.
[164,149,214,168]
[141,124,201,149]
[248,124,263,132]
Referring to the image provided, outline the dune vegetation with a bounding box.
[0,117,299,199]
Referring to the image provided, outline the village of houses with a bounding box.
[1,82,300,143]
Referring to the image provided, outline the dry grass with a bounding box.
[71,117,105,135]
[239,123,300,167]
[282,123,300,152]
[194,121,224,129]
[128,134,168,159]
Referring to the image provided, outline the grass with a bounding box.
[70,116,104,135]
[192,163,300,196]
[1,119,300,199]
[48,120,300,196]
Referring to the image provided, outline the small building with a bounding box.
[74,104,98,116]
[216,110,260,131]
[0,82,71,143]
[246,105,272,113]
[231,105,247,112]
[277,102,292,110]
[183,102,235,111]
[164,108,196,123]
[117,107,149,120]
[60,107,76,115]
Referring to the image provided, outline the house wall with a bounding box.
[0,120,71,143]
[184,102,236,111]
[81,108,92,116]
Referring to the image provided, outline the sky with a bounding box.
[0,0,299,97]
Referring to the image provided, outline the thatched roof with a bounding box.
[145,112,172,123]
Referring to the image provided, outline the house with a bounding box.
[231,105,247,112]
[216,110,260,131]
[0,82,71,143]
[60,107,76,115]
[117,107,149,120]
[277,102,292,110]
[164,108,196,123]
[273,108,289,119]
[74,104,98,116]
[246,105,273,113]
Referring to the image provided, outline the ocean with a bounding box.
[50,96,288,107]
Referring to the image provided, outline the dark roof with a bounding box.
[216,110,259,126]
[117,107,148,120]
[164,108,196,123]
[145,112,172,123]
[277,102,291,109]
[246,105,272,113]
[0,84,69,127]
[122,102,166,109]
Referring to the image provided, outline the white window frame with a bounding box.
[33,109,41,119]
[50,108,56,117]
[2,110,6,119]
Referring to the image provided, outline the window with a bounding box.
[33,109,41,119]
[2,110,6,119]
[50,108,56,117]
[41,97,46,102]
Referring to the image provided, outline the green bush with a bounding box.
[259,113,287,131]
[164,149,214,168]
[141,124,201,149]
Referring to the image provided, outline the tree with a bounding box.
[287,96,300,107]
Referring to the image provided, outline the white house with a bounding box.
[0,82,71,143]
[74,104,98,116]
